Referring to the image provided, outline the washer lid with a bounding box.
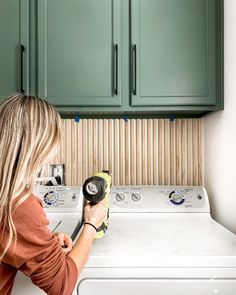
[47,213,82,239]
[84,213,236,268]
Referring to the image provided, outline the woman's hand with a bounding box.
[83,198,107,229]
[54,232,73,254]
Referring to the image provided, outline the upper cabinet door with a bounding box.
[38,0,122,107]
[131,0,217,107]
[0,0,29,101]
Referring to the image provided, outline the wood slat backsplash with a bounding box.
[48,118,204,186]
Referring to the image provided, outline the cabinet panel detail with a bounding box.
[0,0,29,100]
[131,0,216,107]
[38,0,122,106]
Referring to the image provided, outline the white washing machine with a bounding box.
[78,186,236,295]
[12,186,83,295]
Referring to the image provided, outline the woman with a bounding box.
[0,95,107,295]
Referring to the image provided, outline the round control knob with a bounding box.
[169,191,185,205]
[131,193,142,203]
[115,193,125,203]
[44,191,59,206]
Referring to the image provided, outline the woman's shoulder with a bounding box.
[13,190,47,224]
[14,187,42,204]
[24,193,43,207]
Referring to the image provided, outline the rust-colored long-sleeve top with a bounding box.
[0,192,78,295]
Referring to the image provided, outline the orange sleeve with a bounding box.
[6,194,78,295]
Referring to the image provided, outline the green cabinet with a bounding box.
[38,0,122,106]
[0,0,29,101]
[36,0,222,116]
[131,0,218,107]
[1,0,222,116]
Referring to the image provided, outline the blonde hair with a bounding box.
[0,94,62,261]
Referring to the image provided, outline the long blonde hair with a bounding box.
[0,94,62,261]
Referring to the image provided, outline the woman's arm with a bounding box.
[67,224,95,275]
[68,199,107,275]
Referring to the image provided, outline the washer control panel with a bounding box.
[110,186,209,213]
[33,186,83,212]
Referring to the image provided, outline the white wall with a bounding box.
[204,0,236,234]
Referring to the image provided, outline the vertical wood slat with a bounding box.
[119,119,125,185]
[181,119,188,186]
[125,120,130,185]
[76,119,82,185]
[108,120,114,179]
[142,119,148,185]
[88,119,93,177]
[147,119,153,185]
[164,119,170,185]
[71,120,77,185]
[114,119,120,185]
[93,119,98,173]
[45,118,203,186]
[136,119,142,185]
[187,119,193,185]
[82,119,88,180]
[103,119,109,170]
[193,119,199,185]
[153,119,158,185]
[158,119,164,185]
[98,120,103,172]
[65,120,71,185]
[176,119,182,186]
[170,120,176,185]
[199,119,204,186]
[130,119,136,185]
